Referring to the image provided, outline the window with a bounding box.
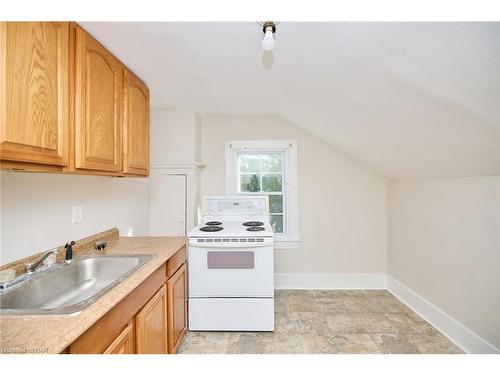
[237,152,285,233]
[225,140,300,248]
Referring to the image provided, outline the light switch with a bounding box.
[72,206,82,224]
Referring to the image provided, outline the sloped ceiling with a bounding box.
[81,22,500,178]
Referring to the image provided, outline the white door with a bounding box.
[150,173,187,236]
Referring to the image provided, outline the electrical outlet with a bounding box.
[72,206,82,224]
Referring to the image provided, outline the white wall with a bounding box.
[201,115,388,275]
[149,108,203,233]
[388,176,500,350]
[0,172,150,264]
[150,108,201,166]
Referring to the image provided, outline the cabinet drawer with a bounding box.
[167,246,186,279]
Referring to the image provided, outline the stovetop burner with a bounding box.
[199,226,223,232]
[243,221,264,227]
[205,221,222,226]
[246,226,265,232]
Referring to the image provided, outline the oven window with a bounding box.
[207,251,255,269]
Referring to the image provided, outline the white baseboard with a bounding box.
[274,273,387,290]
[387,276,500,354]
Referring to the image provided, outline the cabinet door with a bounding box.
[123,69,149,176]
[0,22,69,166]
[74,25,122,172]
[136,285,168,354]
[167,263,187,353]
[103,322,135,354]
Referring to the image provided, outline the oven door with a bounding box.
[188,243,274,298]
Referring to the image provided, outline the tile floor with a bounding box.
[178,290,463,354]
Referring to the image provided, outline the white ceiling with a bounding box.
[81,22,500,178]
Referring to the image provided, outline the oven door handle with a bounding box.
[188,241,272,248]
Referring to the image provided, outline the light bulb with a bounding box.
[262,28,275,51]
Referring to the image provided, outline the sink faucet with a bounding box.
[26,249,59,274]
[1,240,77,290]
[25,240,76,274]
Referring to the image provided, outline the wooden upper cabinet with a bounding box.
[123,69,149,176]
[0,22,69,167]
[73,25,122,172]
[1,22,150,177]
[135,285,168,354]
[167,263,187,353]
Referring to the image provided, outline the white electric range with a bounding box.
[188,196,274,331]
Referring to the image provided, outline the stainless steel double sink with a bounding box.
[0,254,152,316]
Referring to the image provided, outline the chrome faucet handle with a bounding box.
[25,248,59,274]
[44,248,60,260]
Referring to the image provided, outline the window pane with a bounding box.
[262,153,282,173]
[270,214,284,233]
[269,195,283,213]
[239,154,260,173]
[262,174,282,192]
[240,174,260,192]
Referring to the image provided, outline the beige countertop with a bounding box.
[0,236,186,354]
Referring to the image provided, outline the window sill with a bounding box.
[274,238,301,250]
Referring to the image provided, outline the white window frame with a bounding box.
[225,140,300,249]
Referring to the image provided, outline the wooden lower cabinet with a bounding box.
[167,263,187,353]
[68,264,167,354]
[67,248,188,355]
[136,285,168,354]
[104,321,135,354]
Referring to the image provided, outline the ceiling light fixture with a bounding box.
[258,21,278,51]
